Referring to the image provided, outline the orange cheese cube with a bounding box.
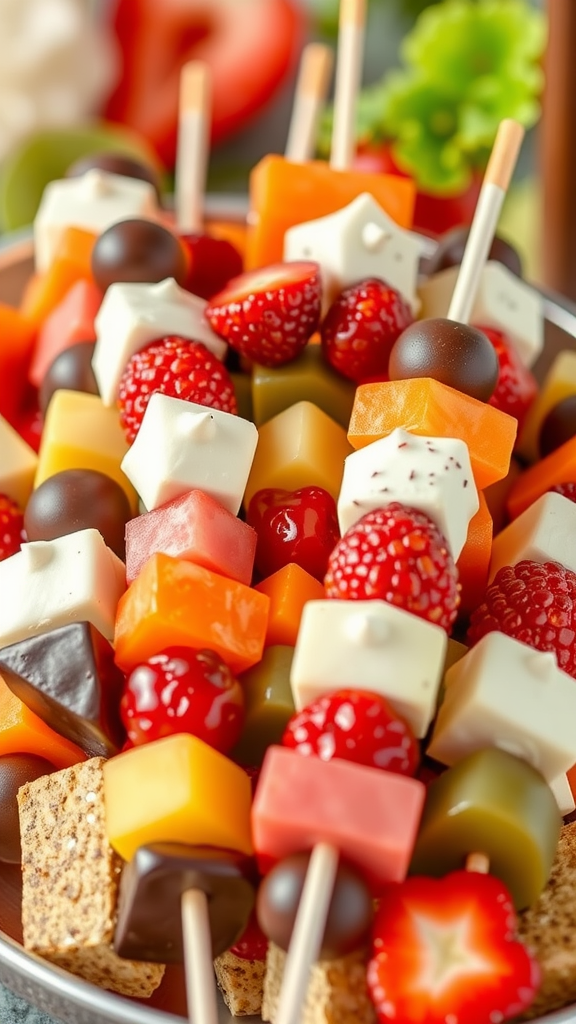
[104,733,253,862]
[456,493,493,617]
[0,674,86,769]
[507,434,576,521]
[246,155,415,269]
[255,563,325,648]
[114,553,269,675]
[19,227,97,330]
[348,378,517,490]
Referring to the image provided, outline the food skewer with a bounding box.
[330,0,367,171]
[174,61,211,235]
[285,43,334,164]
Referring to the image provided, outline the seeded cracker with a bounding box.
[262,941,376,1024]
[18,756,164,997]
[214,949,266,1015]
[518,820,576,1019]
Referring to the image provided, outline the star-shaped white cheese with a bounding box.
[92,277,227,407]
[34,169,160,273]
[283,192,424,312]
[121,393,258,515]
[418,261,544,368]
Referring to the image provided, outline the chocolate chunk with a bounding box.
[66,153,162,201]
[539,395,576,458]
[389,317,499,403]
[91,218,187,292]
[24,468,131,561]
[256,852,373,958]
[39,341,99,415]
[0,622,125,757]
[114,843,255,963]
[425,227,523,278]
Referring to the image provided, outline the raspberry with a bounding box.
[550,483,576,503]
[321,278,414,383]
[117,335,237,443]
[468,560,576,677]
[0,494,24,562]
[475,324,538,429]
[324,504,460,631]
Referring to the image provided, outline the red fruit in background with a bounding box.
[367,871,539,1024]
[474,324,538,431]
[354,142,483,238]
[467,559,576,678]
[117,335,237,443]
[321,278,414,383]
[283,688,419,776]
[180,233,243,301]
[247,486,340,583]
[120,646,245,753]
[0,494,24,562]
[325,504,460,632]
[105,0,305,166]
[206,262,321,368]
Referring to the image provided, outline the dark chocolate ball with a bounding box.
[256,852,373,958]
[66,152,161,201]
[0,754,54,862]
[539,395,576,458]
[24,468,131,560]
[39,341,99,415]
[91,218,187,292]
[425,227,523,278]
[389,317,499,402]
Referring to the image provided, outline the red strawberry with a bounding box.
[205,262,321,367]
[180,232,243,300]
[324,504,460,632]
[120,646,245,753]
[117,335,237,443]
[321,278,414,383]
[468,559,576,677]
[247,486,340,583]
[282,688,419,776]
[0,494,24,561]
[474,324,538,430]
[229,910,269,962]
[367,871,539,1024]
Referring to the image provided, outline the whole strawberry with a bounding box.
[117,335,237,443]
[468,559,576,677]
[475,324,538,430]
[206,261,321,367]
[321,278,414,383]
[0,494,24,561]
[324,503,460,631]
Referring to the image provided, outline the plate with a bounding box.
[2,213,576,1024]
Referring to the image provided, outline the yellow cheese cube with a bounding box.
[103,733,254,863]
[35,390,137,511]
[244,401,352,509]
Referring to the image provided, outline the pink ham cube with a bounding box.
[29,280,102,388]
[125,489,257,586]
[252,746,425,892]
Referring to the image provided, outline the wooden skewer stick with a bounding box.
[330,0,367,172]
[181,888,220,1024]
[447,118,525,324]
[285,43,334,164]
[275,842,340,1024]
[175,61,211,236]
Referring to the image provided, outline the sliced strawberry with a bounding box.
[205,262,321,368]
[367,871,539,1024]
[0,494,24,561]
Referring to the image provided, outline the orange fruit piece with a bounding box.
[0,675,86,769]
[255,563,325,648]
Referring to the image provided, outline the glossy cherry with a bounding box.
[120,647,245,754]
[283,688,420,777]
[247,486,340,583]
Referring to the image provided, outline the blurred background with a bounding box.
[0,0,558,290]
